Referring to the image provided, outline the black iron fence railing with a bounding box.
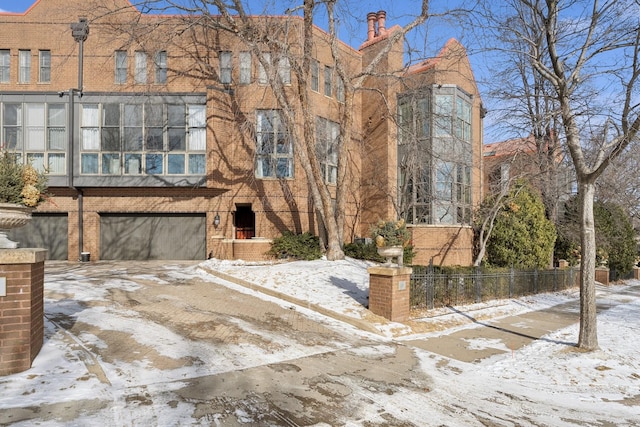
[410,265,579,310]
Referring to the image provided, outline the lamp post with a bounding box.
[67,17,89,260]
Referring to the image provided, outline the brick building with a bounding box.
[1,0,483,265]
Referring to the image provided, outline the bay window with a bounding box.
[398,86,473,225]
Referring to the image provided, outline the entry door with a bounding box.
[234,205,255,239]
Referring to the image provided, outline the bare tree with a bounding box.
[105,0,431,260]
[479,0,640,350]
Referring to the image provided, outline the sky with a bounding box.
[1,257,639,425]
[0,0,498,139]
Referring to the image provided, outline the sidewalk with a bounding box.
[200,258,636,363]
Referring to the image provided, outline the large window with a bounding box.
[80,102,205,176]
[255,110,293,178]
[18,50,30,83]
[0,102,66,174]
[0,50,10,83]
[39,50,51,83]
[316,117,339,184]
[397,86,473,225]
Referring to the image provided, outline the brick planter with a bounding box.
[368,266,412,322]
[0,248,47,376]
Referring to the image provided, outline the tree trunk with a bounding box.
[577,180,598,350]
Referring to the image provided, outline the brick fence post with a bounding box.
[0,248,47,376]
[367,266,413,322]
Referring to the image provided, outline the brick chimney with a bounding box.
[365,10,388,41]
[367,12,377,41]
[377,10,386,36]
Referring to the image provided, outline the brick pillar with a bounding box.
[0,248,47,376]
[368,266,412,322]
[595,267,609,285]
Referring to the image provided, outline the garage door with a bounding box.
[8,213,69,260]
[100,213,206,260]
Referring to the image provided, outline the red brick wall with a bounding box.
[368,266,412,322]
[0,249,46,376]
[232,239,273,262]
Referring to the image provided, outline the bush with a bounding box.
[484,179,556,268]
[267,231,322,260]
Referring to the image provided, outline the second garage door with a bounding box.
[100,213,206,260]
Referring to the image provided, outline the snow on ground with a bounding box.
[1,258,639,426]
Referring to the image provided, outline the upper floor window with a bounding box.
[115,51,127,84]
[0,50,10,83]
[18,50,30,83]
[155,51,167,84]
[80,102,206,176]
[397,86,473,226]
[239,51,251,84]
[0,102,66,174]
[336,75,345,102]
[434,94,453,137]
[39,50,51,83]
[134,51,147,84]
[219,51,232,84]
[316,117,339,184]
[310,59,319,92]
[258,52,270,85]
[257,52,291,85]
[324,66,332,97]
[255,109,293,179]
[277,56,291,85]
[456,96,472,142]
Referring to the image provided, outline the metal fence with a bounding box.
[410,265,579,310]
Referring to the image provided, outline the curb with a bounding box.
[199,266,385,336]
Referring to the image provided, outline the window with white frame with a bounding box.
[115,51,127,84]
[80,102,206,176]
[18,50,30,83]
[219,51,232,84]
[155,51,167,84]
[2,103,22,150]
[39,50,50,83]
[0,50,10,83]
[316,117,339,184]
[134,51,147,84]
[239,51,251,84]
[0,102,66,174]
[255,109,293,178]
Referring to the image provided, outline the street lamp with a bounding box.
[67,17,89,260]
